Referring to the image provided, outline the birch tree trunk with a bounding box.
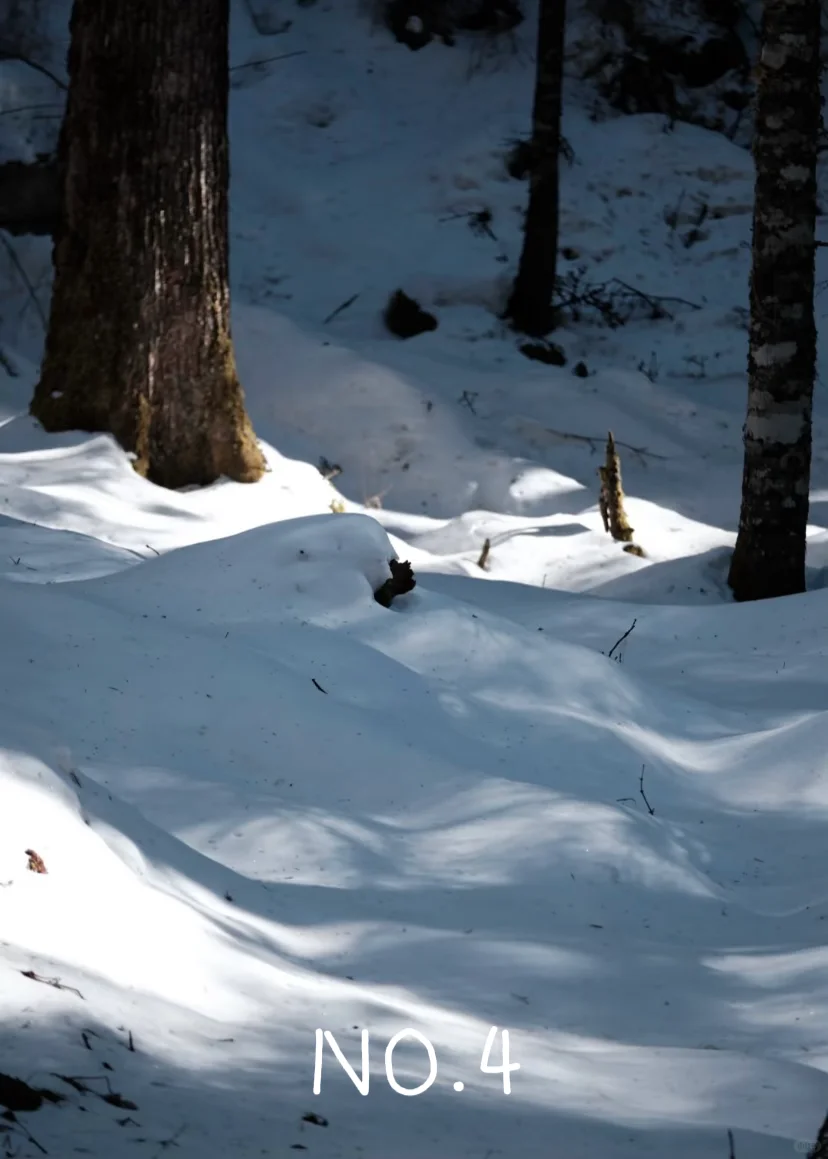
[728,0,820,601]
[31,0,266,490]
[504,0,566,338]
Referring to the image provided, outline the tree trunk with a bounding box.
[728,0,820,601]
[31,0,266,490]
[504,0,566,338]
[810,1112,828,1159]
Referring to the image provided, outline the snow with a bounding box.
[1,1,828,1156]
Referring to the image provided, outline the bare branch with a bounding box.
[607,618,636,660]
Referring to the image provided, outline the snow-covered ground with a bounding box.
[1,2,828,1156]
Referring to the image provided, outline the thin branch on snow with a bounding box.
[9,1118,48,1155]
[229,50,307,72]
[607,618,637,660]
[610,277,703,314]
[21,971,84,999]
[639,765,655,815]
[323,293,359,325]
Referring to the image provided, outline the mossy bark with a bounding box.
[599,431,634,543]
[31,0,266,490]
[504,0,567,338]
[728,0,820,601]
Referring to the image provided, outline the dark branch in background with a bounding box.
[611,276,702,315]
[728,1129,736,1159]
[0,51,67,89]
[0,231,47,326]
[607,618,637,660]
[555,266,702,328]
[0,102,61,118]
[477,538,491,569]
[639,765,655,815]
[526,423,667,463]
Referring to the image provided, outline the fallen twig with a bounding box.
[457,390,478,415]
[311,678,327,695]
[639,765,655,816]
[101,1090,137,1110]
[607,618,636,661]
[52,1074,137,1111]
[323,293,359,325]
[229,50,307,72]
[477,538,491,570]
[154,1123,187,1152]
[10,1117,48,1155]
[21,971,84,999]
[609,277,702,315]
[52,1075,91,1095]
[530,424,667,462]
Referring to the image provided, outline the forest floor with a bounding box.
[0,2,828,1156]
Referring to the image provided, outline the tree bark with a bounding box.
[31,0,266,490]
[810,1111,828,1159]
[504,0,566,338]
[728,0,820,601]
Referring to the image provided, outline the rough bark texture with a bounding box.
[598,430,634,542]
[728,0,820,601]
[505,0,566,337]
[31,0,266,489]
